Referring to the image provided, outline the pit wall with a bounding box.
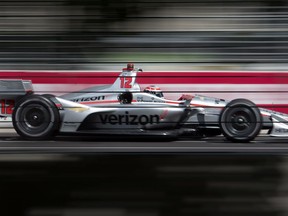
[1,70,288,113]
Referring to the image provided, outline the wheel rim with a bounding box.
[224,107,256,135]
[19,104,51,134]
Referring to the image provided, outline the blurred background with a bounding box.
[0,0,287,70]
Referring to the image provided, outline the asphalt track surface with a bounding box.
[0,130,287,216]
[1,129,288,154]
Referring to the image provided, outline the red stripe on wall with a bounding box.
[1,71,288,84]
[258,104,288,114]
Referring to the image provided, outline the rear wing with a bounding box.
[0,80,33,97]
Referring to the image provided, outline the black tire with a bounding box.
[219,98,262,142]
[12,94,60,140]
[42,94,55,99]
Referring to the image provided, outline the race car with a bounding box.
[2,64,288,142]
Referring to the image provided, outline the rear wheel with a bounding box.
[12,94,60,140]
[219,99,262,142]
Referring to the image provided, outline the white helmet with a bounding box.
[144,85,164,98]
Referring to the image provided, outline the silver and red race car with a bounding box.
[1,64,288,142]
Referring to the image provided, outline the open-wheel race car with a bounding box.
[1,64,288,142]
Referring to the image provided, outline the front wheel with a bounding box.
[219,99,262,142]
[12,94,60,140]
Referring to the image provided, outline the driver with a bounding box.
[144,85,164,98]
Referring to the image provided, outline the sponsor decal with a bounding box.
[71,95,105,103]
[275,128,288,133]
[136,96,164,103]
[137,96,143,102]
[63,123,78,128]
[0,115,8,120]
[99,111,160,125]
[0,99,14,115]
[120,76,132,88]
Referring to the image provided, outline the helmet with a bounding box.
[144,85,164,98]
